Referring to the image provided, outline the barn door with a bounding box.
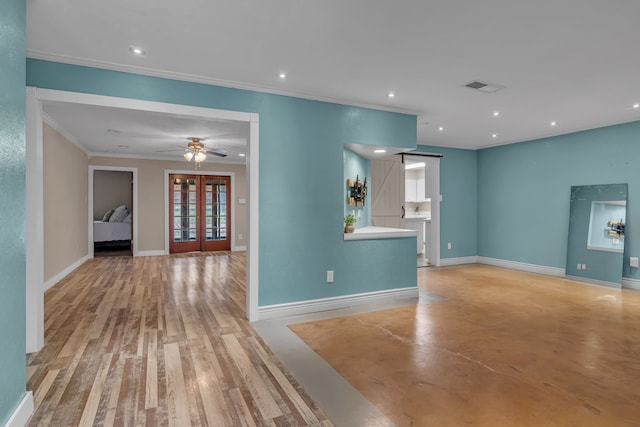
[371,155,404,228]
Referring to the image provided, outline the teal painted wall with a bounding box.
[343,148,371,228]
[566,184,627,285]
[416,145,478,259]
[27,59,417,305]
[477,121,640,279]
[0,0,27,423]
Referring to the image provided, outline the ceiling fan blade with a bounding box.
[206,150,227,158]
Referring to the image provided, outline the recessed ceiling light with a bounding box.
[550,121,557,126]
[278,72,286,79]
[633,103,640,109]
[374,149,387,153]
[107,129,121,133]
[128,46,146,56]
[239,153,246,157]
[438,127,444,131]
[388,92,395,98]
[493,111,500,117]
[492,134,497,138]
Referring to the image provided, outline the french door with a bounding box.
[169,174,231,253]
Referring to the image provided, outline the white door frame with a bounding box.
[88,166,139,258]
[26,87,260,353]
[404,154,441,267]
[163,170,237,253]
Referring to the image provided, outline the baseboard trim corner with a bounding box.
[257,287,419,321]
[565,275,621,289]
[622,277,640,290]
[43,255,90,291]
[5,391,34,427]
[478,257,565,277]
[136,250,167,257]
[439,256,478,266]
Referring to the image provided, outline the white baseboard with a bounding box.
[439,256,478,266]
[43,255,89,291]
[622,277,640,290]
[136,250,167,257]
[565,275,621,289]
[477,256,565,277]
[5,392,34,427]
[257,287,420,320]
[232,245,247,252]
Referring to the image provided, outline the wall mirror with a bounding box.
[566,183,628,288]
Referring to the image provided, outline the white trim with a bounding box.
[439,256,479,266]
[257,287,419,320]
[622,277,640,291]
[163,169,237,255]
[586,245,624,254]
[565,275,621,289]
[88,152,246,165]
[25,88,45,353]
[477,256,566,277]
[43,255,90,292]
[41,112,88,155]
[4,392,34,427]
[27,51,418,116]
[247,116,259,321]
[26,88,259,348]
[136,250,167,257]
[88,166,139,258]
[232,245,247,252]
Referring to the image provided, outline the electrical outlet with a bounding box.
[238,233,243,240]
[447,242,452,250]
[582,264,587,270]
[576,263,581,270]
[326,270,334,283]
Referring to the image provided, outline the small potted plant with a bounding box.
[344,213,357,233]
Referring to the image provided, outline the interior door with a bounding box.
[169,174,231,253]
[170,175,200,253]
[371,155,404,228]
[201,176,231,251]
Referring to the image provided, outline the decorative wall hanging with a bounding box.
[346,175,367,206]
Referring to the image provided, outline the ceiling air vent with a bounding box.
[464,80,506,94]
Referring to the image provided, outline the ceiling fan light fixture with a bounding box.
[184,151,194,161]
[194,151,207,162]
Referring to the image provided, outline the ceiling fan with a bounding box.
[157,137,228,164]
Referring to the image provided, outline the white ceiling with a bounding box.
[42,101,248,163]
[27,0,640,150]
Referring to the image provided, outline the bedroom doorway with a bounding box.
[93,169,133,257]
[169,174,231,253]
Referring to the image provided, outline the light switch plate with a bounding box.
[631,257,639,268]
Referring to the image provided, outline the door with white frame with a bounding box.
[403,154,440,267]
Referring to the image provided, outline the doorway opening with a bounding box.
[92,169,134,257]
[169,174,231,253]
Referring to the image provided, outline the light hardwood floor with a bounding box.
[27,252,333,427]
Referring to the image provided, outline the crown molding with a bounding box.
[27,50,419,116]
[41,112,89,156]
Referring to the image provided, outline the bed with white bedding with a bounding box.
[94,204,131,244]
[93,221,131,242]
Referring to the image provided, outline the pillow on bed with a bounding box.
[101,209,115,222]
[109,205,129,222]
[122,212,132,223]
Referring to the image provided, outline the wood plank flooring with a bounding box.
[27,252,333,427]
[291,265,640,427]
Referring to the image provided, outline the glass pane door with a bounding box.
[169,175,200,253]
[201,176,231,251]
